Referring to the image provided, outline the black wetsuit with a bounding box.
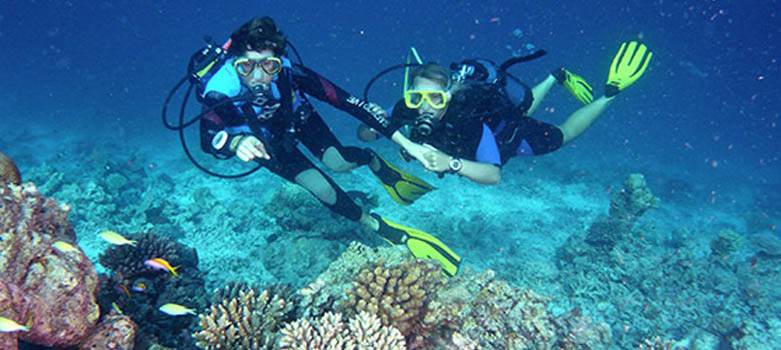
[391,83,563,166]
[199,58,394,221]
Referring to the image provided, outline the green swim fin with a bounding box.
[606,41,653,97]
[552,67,594,105]
[370,152,435,206]
[372,213,461,277]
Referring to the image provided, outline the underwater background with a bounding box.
[0,0,778,349]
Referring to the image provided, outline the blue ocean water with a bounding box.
[1,0,778,349]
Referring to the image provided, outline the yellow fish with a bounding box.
[144,258,179,277]
[0,316,29,333]
[158,303,196,316]
[53,241,79,253]
[111,302,124,315]
[100,230,137,246]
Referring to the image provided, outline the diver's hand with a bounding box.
[421,144,451,173]
[235,135,271,162]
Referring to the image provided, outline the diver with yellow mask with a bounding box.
[358,41,653,185]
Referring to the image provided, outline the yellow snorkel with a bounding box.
[404,46,424,94]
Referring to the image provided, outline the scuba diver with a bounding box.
[357,41,653,185]
[182,17,459,276]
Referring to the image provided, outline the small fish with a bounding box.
[158,303,195,316]
[0,316,29,333]
[111,302,124,315]
[144,258,179,277]
[52,241,79,253]
[100,231,137,246]
[115,284,131,297]
[131,283,147,292]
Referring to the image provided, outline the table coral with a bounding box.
[342,258,445,337]
[193,287,293,350]
[280,311,406,350]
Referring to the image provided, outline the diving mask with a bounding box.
[404,89,449,109]
[234,56,282,76]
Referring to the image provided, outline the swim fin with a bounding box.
[370,152,435,206]
[606,41,653,97]
[552,67,594,105]
[372,213,461,277]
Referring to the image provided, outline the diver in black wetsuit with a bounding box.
[197,17,460,276]
[359,42,652,185]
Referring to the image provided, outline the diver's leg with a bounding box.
[559,96,614,144]
[527,75,557,115]
[297,108,371,172]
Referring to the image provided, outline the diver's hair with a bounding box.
[230,16,286,56]
[410,63,451,89]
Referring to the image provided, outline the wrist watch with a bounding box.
[448,157,463,173]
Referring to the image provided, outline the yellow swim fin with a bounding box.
[552,67,594,105]
[606,41,653,97]
[370,152,435,206]
[372,214,461,277]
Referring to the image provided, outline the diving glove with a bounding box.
[605,41,653,97]
[372,213,461,277]
[552,67,594,105]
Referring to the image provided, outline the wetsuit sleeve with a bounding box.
[199,91,249,157]
[291,64,397,138]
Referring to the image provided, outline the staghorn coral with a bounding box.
[341,258,445,337]
[193,287,293,350]
[98,231,181,283]
[280,311,406,350]
[0,151,21,185]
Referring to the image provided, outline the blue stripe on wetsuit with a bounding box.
[475,123,502,166]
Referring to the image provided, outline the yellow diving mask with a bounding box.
[404,89,449,109]
[234,56,282,76]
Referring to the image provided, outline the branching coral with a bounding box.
[280,311,406,350]
[193,287,293,350]
[341,259,444,337]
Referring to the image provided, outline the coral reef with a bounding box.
[637,336,683,350]
[98,231,186,283]
[0,183,98,347]
[0,151,21,185]
[0,182,136,349]
[78,313,137,350]
[280,311,406,350]
[586,173,659,248]
[96,231,206,349]
[709,229,743,258]
[193,287,294,350]
[341,258,445,337]
[557,173,780,349]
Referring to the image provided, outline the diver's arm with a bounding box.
[420,145,501,184]
[291,64,398,137]
[452,159,501,185]
[558,95,614,144]
[200,92,251,158]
